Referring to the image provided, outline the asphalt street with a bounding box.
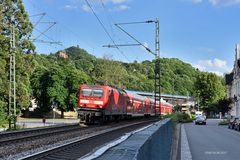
[184,119,240,160]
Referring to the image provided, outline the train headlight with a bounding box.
[99,106,103,108]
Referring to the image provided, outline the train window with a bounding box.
[82,89,92,96]
[93,89,104,97]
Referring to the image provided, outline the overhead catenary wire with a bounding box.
[32,22,56,41]
[100,0,115,39]
[31,28,62,45]
[115,23,156,56]
[28,0,96,53]
[85,0,130,62]
[99,0,138,61]
[32,13,46,28]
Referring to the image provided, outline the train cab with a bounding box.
[78,85,127,124]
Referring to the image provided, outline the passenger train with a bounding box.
[77,85,172,124]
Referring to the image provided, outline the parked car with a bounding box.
[195,115,206,125]
[228,116,239,129]
[234,118,240,131]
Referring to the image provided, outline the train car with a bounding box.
[160,100,173,115]
[125,92,155,117]
[148,98,160,115]
[78,85,128,123]
[144,98,155,116]
[78,84,173,124]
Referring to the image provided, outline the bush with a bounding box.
[163,112,193,123]
[218,120,229,125]
[0,107,7,128]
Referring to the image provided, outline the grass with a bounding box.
[218,120,229,125]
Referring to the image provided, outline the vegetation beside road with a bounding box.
[195,73,231,117]
[218,120,229,125]
[164,113,194,123]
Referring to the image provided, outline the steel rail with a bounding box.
[19,119,159,160]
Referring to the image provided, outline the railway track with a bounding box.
[19,118,158,160]
[0,124,81,146]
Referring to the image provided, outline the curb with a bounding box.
[181,124,192,160]
[171,123,180,160]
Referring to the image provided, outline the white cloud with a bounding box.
[143,42,149,48]
[212,58,227,68]
[63,4,77,10]
[79,0,131,12]
[111,0,129,4]
[198,58,227,69]
[198,60,212,67]
[91,0,129,4]
[191,63,206,70]
[208,70,223,76]
[209,0,240,6]
[183,0,240,6]
[139,42,150,51]
[111,4,130,11]
[81,4,91,12]
[191,58,232,76]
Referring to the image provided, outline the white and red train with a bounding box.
[77,85,172,123]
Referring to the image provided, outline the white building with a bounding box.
[226,44,240,116]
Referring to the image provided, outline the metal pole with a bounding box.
[9,23,16,130]
[103,19,160,118]
[13,24,16,129]
[172,79,174,110]
[155,18,161,118]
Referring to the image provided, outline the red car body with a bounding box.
[78,85,172,123]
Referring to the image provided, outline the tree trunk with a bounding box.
[61,110,64,118]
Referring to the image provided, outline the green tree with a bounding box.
[47,66,68,118]
[215,98,232,116]
[31,68,52,115]
[0,0,35,124]
[93,55,128,88]
[0,101,7,127]
[64,65,90,112]
[32,65,68,117]
[0,0,35,53]
[195,72,226,114]
[64,46,96,75]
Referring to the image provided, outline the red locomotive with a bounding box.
[77,85,172,124]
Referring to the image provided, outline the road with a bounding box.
[183,119,240,160]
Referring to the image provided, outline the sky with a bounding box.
[22,0,240,76]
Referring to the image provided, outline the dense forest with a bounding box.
[0,0,228,126]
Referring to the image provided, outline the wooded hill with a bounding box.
[57,46,199,96]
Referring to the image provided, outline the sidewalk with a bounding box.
[181,124,192,160]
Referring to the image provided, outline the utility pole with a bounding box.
[154,18,161,119]
[9,21,16,130]
[103,18,161,119]
[172,79,175,111]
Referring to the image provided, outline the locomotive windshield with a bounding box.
[82,88,92,96]
[82,88,104,97]
[93,89,104,97]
